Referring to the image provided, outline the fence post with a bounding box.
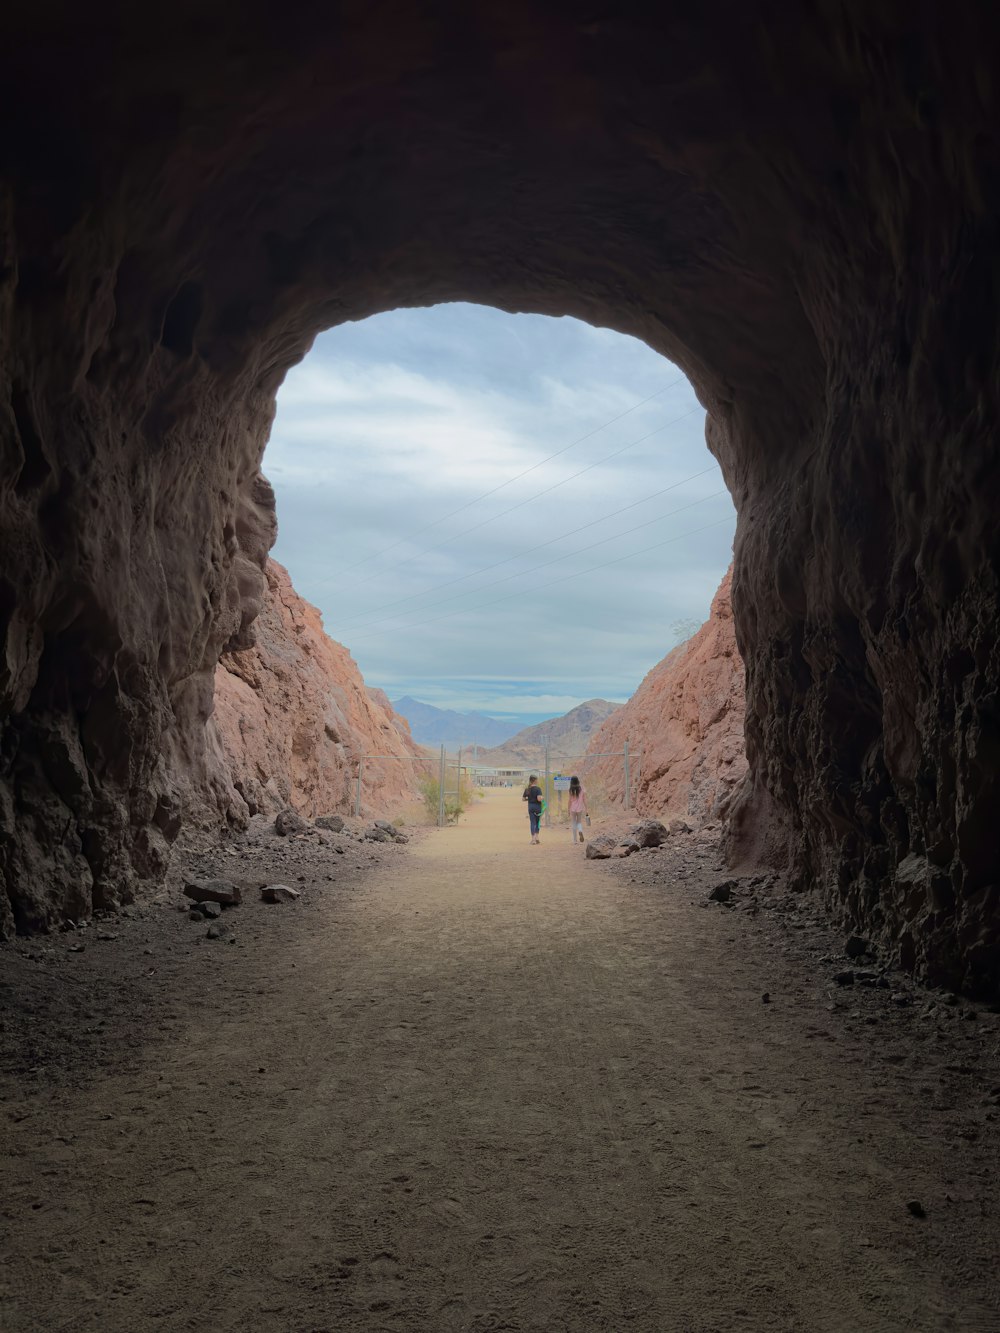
[355,756,363,818]
[544,742,551,828]
[438,744,446,828]
[457,746,462,803]
[623,740,631,811]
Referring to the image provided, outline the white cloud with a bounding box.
[267,304,735,723]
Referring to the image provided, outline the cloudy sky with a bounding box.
[266,303,735,728]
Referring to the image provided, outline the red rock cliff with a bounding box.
[206,561,426,821]
[585,570,746,825]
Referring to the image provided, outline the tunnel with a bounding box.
[0,2,998,995]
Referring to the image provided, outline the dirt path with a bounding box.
[2,790,999,1331]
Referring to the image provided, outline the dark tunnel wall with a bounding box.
[0,1,998,992]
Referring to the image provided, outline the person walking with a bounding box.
[522,774,544,844]
[568,775,589,844]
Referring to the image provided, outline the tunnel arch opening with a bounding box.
[263,302,736,729]
[0,4,997,994]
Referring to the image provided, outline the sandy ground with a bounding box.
[1,789,999,1332]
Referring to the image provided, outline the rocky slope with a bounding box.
[478,700,620,768]
[206,561,426,823]
[585,572,746,825]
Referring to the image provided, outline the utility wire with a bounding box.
[338,487,727,635]
[347,513,733,645]
[323,377,687,579]
[333,461,721,628]
[338,403,704,595]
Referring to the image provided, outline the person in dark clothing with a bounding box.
[522,774,543,844]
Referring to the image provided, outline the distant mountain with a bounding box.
[477,699,621,768]
[391,696,516,747]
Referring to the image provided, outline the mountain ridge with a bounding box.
[390,696,516,747]
[476,699,621,767]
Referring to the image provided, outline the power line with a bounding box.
[338,488,728,635]
[346,513,733,645]
[321,377,688,581]
[340,403,704,594]
[333,464,721,629]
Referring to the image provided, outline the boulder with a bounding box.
[260,883,302,903]
[708,881,733,902]
[315,815,345,833]
[669,818,693,835]
[630,820,668,848]
[183,878,242,906]
[274,809,307,836]
[585,835,617,860]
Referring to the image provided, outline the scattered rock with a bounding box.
[205,922,232,941]
[630,820,668,848]
[614,838,642,858]
[183,878,242,906]
[762,992,770,1004]
[845,935,871,959]
[585,835,617,860]
[274,809,307,837]
[200,901,223,919]
[891,992,912,1007]
[260,883,302,904]
[188,908,206,922]
[708,881,733,902]
[367,825,395,843]
[669,818,693,835]
[906,1199,926,1219]
[855,969,882,986]
[96,931,119,942]
[833,970,856,986]
[315,815,345,832]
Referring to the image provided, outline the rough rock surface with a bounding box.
[209,561,426,824]
[585,835,617,861]
[586,570,747,827]
[0,7,998,992]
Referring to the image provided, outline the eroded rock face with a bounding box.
[209,560,425,822]
[587,571,747,828]
[0,6,998,991]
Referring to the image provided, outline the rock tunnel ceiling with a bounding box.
[0,3,998,994]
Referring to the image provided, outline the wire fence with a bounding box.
[459,741,641,827]
[354,740,642,828]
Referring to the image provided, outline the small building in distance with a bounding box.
[467,765,530,787]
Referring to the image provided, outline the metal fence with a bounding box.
[536,740,640,827]
[353,745,462,827]
[456,740,642,828]
[354,740,641,829]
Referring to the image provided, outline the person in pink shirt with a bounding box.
[568,775,589,844]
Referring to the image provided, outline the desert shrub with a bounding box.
[417,774,476,823]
